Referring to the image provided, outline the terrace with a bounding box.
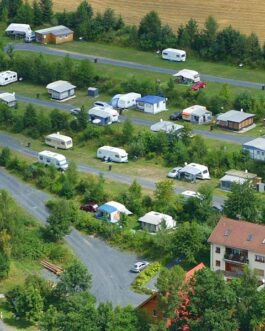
[224,247,249,264]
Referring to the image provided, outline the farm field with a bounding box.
[52,0,265,43]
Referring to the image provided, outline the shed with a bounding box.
[150,121,184,134]
[35,25,73,44]
[0,92,16,107]
[173,69,200,84]
[96,203,120,223]
[182,105,207,121]
[243,138,265,162]
[190,108,212,124]
[136,95,167,114]
[219,169,257,191]
[88,87,99,97]
[5,23,32,37]
[216,110,255,131]
[88,106,119,125]
[46,80,76,101]
[138,211,176,233]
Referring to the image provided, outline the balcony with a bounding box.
[224,253,249,264]
[217,270,244,279]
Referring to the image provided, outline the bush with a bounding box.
[131,262,162,294]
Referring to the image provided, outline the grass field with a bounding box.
[52,0,265,43]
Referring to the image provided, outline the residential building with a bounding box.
[219,169,258,191]
[172,69,200,84]
[0,92,16,107]
[243,138,265,162]
[46,80,76,101]
[35,25,73,44]
[216,110,255,131]
[136,95,167,114]
[138,211,176,233]
[208,217,265,281]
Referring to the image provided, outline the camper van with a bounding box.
[38,150,69,170]
[45,132,73,150]
[97,146,128,163]
[111,93,141,109]
[0,71,17,86]
[162,48,186,62]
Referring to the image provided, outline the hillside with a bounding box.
[53,0,265,43]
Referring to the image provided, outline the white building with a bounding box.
[138,211,176,233]
[136,95,167,114]
[46,80,76,101]
[208,217,265,281]
[243,138,265,162]
[173,69,200,84]
[0,92,16,107]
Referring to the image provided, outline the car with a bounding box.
[80,202,98,212]
[130,261,149,273]
[192,81,207,91]
[94,101,112,109]
[70,108,81,116]
[181,190,202,199]
[167,167,182,179]
[169,111,182,121]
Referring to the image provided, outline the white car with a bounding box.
[130,261,149,273]
[167,167,182,179]
[181,190,202,199]
[70,108,81,116]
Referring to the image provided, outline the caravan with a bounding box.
[38,150,69,170]
[0,71,17,86]
[45,132,73,149]
[97,146,128,163]
[179,163,210,181]
[111,93,141,109]
[162,48,186,62]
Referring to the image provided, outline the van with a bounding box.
[162,48,186,62]
[25,32,35,43]
[97,146,128,163]
[45,132,73,150]
[38,150,68,170]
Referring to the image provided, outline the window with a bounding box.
[255,255,265,263]
[254,268,264,277]
[215,260,221,267]
[39,156,43,160]
[47,158,50,163]
[153,310,157,317]
[215,247,221,254]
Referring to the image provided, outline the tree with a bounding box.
[0,147,11,166]
[83,174,108,204]
[73,60,94,87]
[120,180,143,215]
[120,119,134,145]
[219,84,231,110]
[0,252,10,279]
[138,11,161,50]
[39,0,53,23]
[32,0,42,26]
[76,106,87,130]
[36,110,51,135]
[224,181,260,221]
[15,1,33,24]
[23,104,38,128]
[199,16,218,58]
[234,91,255,112]
[49,109,68,131]
[153,180,176,214]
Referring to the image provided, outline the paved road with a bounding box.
[9,43,264,89]
[0,168,148,307]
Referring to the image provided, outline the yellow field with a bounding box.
[53,0,265,42]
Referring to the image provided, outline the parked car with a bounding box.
[80,202,98,212]
[167,167,182,179]
[70,108,81,116]
[169,111,182,121]
[130,261,149,273]
[94,101,112,108]
[181,190,202,199]
[192,81,207,91]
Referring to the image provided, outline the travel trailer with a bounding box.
[37,150,68,170]
[45,132,73,150]
[111,93,141,109]
[97,146,128,163]
[178,163,210,181]
[162,48,186,62]
[88,106,119,125]
[0,71,17,86]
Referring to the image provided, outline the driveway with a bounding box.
[0,169,148,307]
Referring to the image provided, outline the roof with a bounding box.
[137,95,166,105]
[46,80,76,93]
[35,25,73,36]
[88,107,111,119]
[173,69,199,79]
[243,138,265,152]
[5,23,31,33]
[217,110,255,123]
[106,201,132,215]
[191,108,211,117]
[38,150,66,161]
[179,165,201,176]
[150,121,184,133]
[182,105,206,115]
[163,48,185,54]
[219,175,247,185]
[185,263,205,282]
[98,203,118,214]
[0,92,16,103]
[138,211,173,226]
[98,146,127,154]
[225,169,257,179]
[0,70,17,77]
[208,217,265,255]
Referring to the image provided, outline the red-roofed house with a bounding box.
[208,217,265,281]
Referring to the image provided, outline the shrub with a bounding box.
[131,262,162,294]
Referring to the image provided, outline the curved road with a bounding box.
[9,43,264,89]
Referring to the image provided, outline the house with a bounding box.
[219,169,258,191]
[46,80,76,101]
[88,106,119,125]
[136,95,167,114]
[35,25,73,44]
[190,108,212,124]
[138,263,205,329]
[173,69,200,84]
[96,203,120,223]
[216,110,255,131]
[138,211,176,233]
[208,217,265,281]
[5,23,32,37]
[243,138,265,162]
[150,120,184,134]
[0,92,16,107]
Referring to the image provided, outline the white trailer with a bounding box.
[162,48,186,62]
[45,132,73,149]
[97,146,128,163]
[38,150,69,170]
[111,93,141,109]
[179,163,210,180]
[0,71,17,86]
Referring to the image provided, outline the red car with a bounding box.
[192,81,207,91]
[80,202,98,212]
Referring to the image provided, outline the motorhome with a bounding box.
[162,48,186,62]
[0,71,17,86]
[111,93,141,109]
[97,146,128,163]
[45,132,73,150]
[38,150,68,170]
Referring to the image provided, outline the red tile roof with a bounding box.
[208,217,265,255]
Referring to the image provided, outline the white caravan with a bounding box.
[162,48,186,62]
[45,132,73,150]
[97,146,128,163]
[0,71,17,86]
[111,93,141,109]
[38,150,69,170]
[179,163,210,180]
